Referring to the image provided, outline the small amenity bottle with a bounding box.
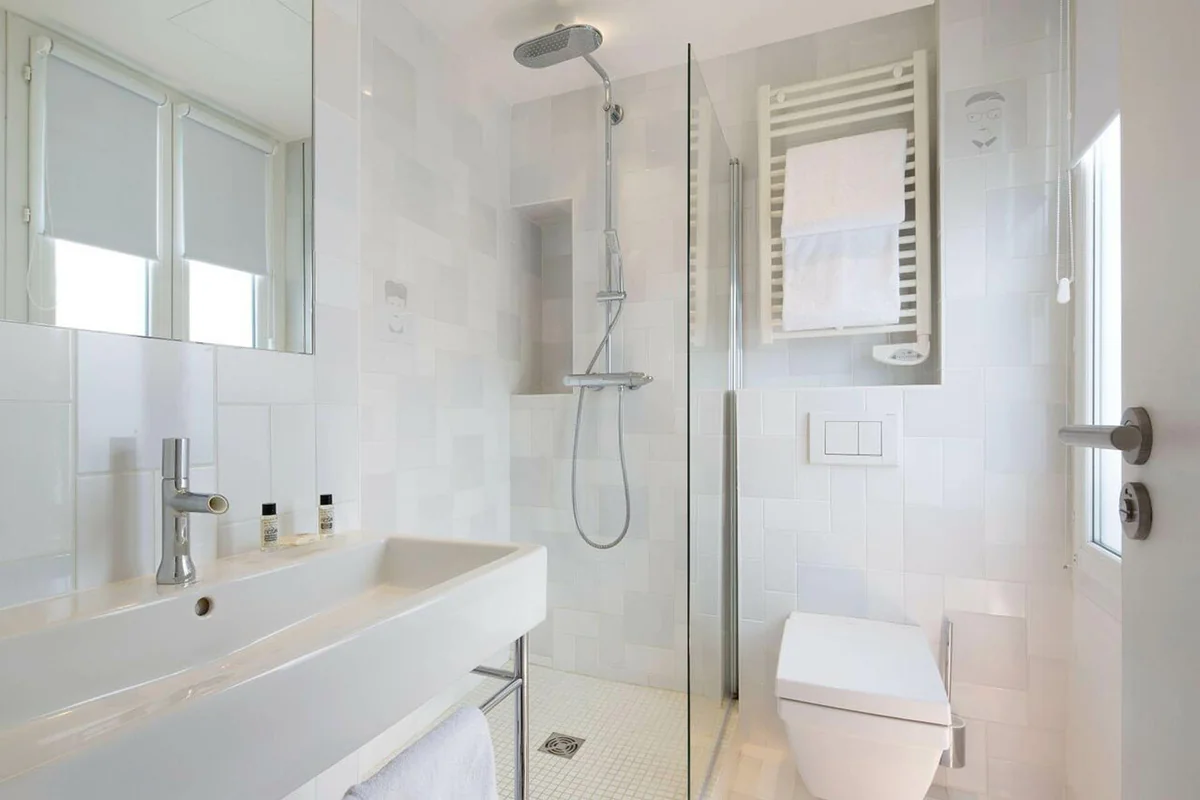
[260,502,280,551]
[319,494,335,538]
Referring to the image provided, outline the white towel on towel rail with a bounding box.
[780,128,908,331]
[782,227,901,332]
[343,708,498,800]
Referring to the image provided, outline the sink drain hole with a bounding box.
[539,733,585,759]
[195,597,214,617]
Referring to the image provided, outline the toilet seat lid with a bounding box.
[775,612,950,726]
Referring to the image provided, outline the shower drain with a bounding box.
[538,732,586,759]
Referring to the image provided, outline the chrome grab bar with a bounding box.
[1057,406,1153,465]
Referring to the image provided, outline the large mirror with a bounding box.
[0,0,313,353]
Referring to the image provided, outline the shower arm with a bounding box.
[582,52,614,110]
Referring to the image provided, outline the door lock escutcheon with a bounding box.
[1059,407,1155,540]
[1119,482,1153,540]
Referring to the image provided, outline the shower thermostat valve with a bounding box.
[564,372,653,390]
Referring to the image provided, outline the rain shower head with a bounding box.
[513,23,603,68]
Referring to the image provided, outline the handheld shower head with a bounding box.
[513,23,602,68]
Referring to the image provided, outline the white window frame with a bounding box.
[6,13,288,349]
[1071,117,1122,612]
[171,103,284,350]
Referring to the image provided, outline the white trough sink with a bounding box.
[0,534,546,799]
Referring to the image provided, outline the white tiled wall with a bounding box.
[508,65,689,691]
[732,1,1074,798]
[1066,573,1120,800]
[536,215,574,394]
[356,0,517,544]
[509,210,574,396]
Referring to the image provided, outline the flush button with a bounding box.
[825,421,860,456]
[809,412,901,466]
[858,422,884,457]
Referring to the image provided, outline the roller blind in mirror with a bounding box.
[42,53,160,261]
[180,114,270,275]
[1073,0,1119,163]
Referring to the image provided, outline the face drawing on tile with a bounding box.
[383,280,411,338]
[965,90,1005,153]
[945,80,1026,160]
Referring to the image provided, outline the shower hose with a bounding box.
[570,300,632,550]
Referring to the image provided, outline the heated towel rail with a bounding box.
[757,50,934,365]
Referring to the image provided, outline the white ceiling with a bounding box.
[3,0,312,139]
[403,0,934,104]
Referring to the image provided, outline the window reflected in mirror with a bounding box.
[2,1,313,353]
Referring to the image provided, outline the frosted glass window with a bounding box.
[188,260,256,348]
[53,239,149,337]
[180,116,270,276]
[42,53,160,260]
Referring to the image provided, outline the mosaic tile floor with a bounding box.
[462,665,689,800]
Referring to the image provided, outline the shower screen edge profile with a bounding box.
[513,24,653,550]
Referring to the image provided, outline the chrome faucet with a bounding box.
[157,438,229,586]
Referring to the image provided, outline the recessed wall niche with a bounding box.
[514,201,573,395]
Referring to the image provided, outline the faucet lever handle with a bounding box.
[162,437,190,481]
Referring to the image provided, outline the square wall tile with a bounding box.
[0,403,73,562]
[866,502,904,572]
[950,610,1028,689]
[216,346,314,405]
[0,321,72,401]
[271,405,319,534]
[903,438,944,506]
[314,305,359,404]
[217,405,272,526]
[904,506,986,578]
[0,553,73,609]
[314,4,360,118]
[76,471,155,590]
[796,565,868,618]
[943,438,985,510]
[77,334,214,473]
[739,437,796,499]
[316,404,360,505]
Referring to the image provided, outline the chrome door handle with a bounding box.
[1057,406,1153,465]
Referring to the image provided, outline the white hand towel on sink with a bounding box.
[344,708,498,800]
[780,128,908,331]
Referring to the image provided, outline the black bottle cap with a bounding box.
[320,494,333,505]
[262,502,277,515]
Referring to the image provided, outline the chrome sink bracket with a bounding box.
[472,635,529,800]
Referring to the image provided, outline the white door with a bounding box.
[1121,1,1200,795]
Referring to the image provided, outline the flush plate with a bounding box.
[808,412,901,466]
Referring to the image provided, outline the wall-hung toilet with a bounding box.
[775,612,951,800]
